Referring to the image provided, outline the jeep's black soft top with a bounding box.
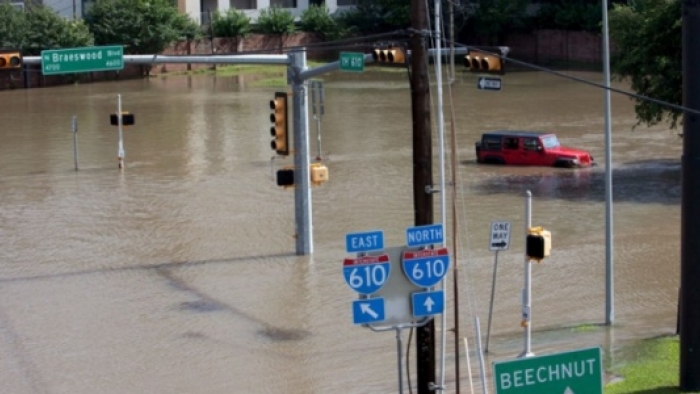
[481,131,552,139]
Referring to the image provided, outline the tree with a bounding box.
[212,8,251,38]
[0,4,93,55]
[85,0,200,55]
[255,6,296,35]
[334,0,410,35]
[609,0,682,129]
[300,5,342,40]
[470,0,529,45]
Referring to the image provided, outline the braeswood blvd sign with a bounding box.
[41,46,124,75]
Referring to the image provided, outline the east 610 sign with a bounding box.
[343,254,391,294]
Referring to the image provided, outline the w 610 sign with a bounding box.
[402,248,450,288]
[342,254,391,295]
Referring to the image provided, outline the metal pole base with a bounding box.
[518,351,535,359]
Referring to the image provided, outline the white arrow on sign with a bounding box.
[563,387,574,394]
[423,296,435,312]
[360,303,378,318]
[478,77,502,91]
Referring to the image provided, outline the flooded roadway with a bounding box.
[0,68,681,393]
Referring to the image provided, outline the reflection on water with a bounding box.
[0,71,682,393]
[474,159,680,204]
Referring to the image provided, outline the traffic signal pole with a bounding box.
[680,1,700,390]
[409,0,436,392]
[289,50,313,256]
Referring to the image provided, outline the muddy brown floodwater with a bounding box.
[0,69,680,393]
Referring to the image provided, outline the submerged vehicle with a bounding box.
[475,131,594,168]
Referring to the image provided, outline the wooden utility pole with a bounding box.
[410,0,435,393]
[680,0,700,390]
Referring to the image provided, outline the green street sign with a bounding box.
[339,52,365,72]
[493,347,603,394]
[41,46,124,75]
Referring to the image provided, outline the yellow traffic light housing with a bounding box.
[372,45,406,64]
[310,162,328,186]
[0,51,22,70]
[526,226,551,262]
[464,50,503,74]
[269,92,289,156]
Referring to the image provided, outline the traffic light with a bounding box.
[372,45,406,64]
[276,168,294,187]
[270,92,289,156]
[464,50,503,74]
[310,162,328,186]
[526,226,552,262]
[110,112,135,126]
[0,51,22,70]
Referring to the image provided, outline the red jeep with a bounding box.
[475,131,594,168]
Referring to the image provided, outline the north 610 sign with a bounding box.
[402,248,450,288]
[343,254,391,295]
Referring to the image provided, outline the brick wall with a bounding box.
[151,32,326,74]
[503,29,618,68]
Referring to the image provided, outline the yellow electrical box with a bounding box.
[310,163,328,185]
[526,226,551,262]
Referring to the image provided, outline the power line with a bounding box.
[454,42,697,118]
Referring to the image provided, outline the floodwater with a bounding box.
[0,67,681,393]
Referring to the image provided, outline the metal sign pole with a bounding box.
[485,250,499,353]
[519,191,534,358]
[310,80,324,161]
[117,94,124,169]
[290,50,312,255]
[395,327,404,394]
[71,116,78,171]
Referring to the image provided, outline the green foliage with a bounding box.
[212,8,251,38]
[299,5,342,39]
[85,0,201,54]
[334,0,410,35]
[470,0,530,45]
[0,4,93,55]
[609,0,681,129]
[532,0,604,32]
[0,3,25,49]
[254,7,295,35]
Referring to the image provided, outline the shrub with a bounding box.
[212,8,251,38]
[85,0,199,54]
[11,4,93,55]
[255,6,295,35]
[299,5,340,38]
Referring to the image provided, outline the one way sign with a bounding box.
[477,76,502,91]
[489,221,511,251]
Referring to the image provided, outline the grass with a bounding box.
[158,61,409,87]
[605,336,700,394]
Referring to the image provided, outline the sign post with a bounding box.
[486,221,511,352]
[493,347,603,394]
